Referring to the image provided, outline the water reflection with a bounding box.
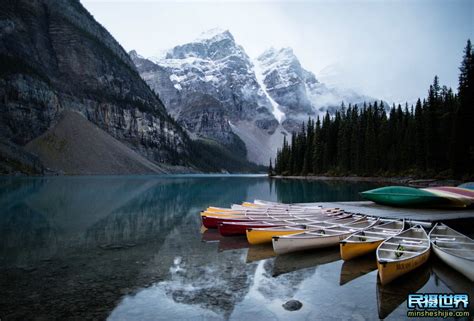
[273,179,382,204]
[272,248,341,277]
[1,176,471,320]
[431,257,474,316]
[376,264,431,319]
[339,255,378,286]
[246,245,276,263]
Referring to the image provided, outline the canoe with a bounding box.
[361,186,447,207]
[426,186,474,206]
[202,207,339,217]
[431,256,474,314]
[218,218,319,236]
[253,199,325,208]
[218,213,353,236]
[422,188,470,207]
[272,218,379,255]
[376,263,430,319]
[202,210,346,228]
[458,182,474,190]
[429,223,474,281]
[201,208,345,227]
[376,226,430,285]
[340,220,405,260]
[246,216,365,245]
[234,202,324,211]
[430,186,474,198]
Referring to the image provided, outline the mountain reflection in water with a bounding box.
[0,176,471,321]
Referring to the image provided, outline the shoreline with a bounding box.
[270,175,463,187]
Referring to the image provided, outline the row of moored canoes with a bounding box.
[200,200,474,285]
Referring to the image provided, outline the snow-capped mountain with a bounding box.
[255,47,377,132]
[131,28,379,165]
[131,29,284,165]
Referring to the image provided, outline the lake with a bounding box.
[0,175,472,320]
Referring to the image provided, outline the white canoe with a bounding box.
[253,199,326,208]
[429,223,474,281]
[272,218,379,255]
[376,226,430,285]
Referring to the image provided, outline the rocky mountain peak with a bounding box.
[195,28,235,43]
[164,28,247,62]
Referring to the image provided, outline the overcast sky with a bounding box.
[82,0,473,104]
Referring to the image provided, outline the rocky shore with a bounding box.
[270,175,463,188]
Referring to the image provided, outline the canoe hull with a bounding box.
[361,186,446,207]
[218,222,285,236]
[377,250,430,285]
[340,240,383,261]
[432,246,474,281]
[246,228,304,245]
[273,233,349,255]
[202,215,254,229]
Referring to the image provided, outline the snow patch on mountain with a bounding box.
[253,62,285,123]
[131,28,381,165]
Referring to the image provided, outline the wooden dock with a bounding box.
[319,201,474,222]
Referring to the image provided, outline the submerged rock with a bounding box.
[282,299,303,311]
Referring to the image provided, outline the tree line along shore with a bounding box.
[270,40,474,181]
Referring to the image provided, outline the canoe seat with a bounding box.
[402,239,423,244]
[383,241,427,248]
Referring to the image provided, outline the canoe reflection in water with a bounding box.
[376,263,430,319]
[246,245,276,263]
[432,256,474,316]
[339,254,377,286]
[201,228,250,251]
[272,247,340,277]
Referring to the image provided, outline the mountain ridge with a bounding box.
[0,1,262,174]
[131,29,382,164]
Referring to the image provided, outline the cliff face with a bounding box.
[130,30,286,165]
[0,0,190,173]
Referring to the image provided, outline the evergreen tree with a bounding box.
[452,39,474,177]
[273,40,472,179]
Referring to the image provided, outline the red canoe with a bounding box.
[429,186,474,198]
[202,215,256,229]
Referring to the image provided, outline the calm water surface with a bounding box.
[0,175,472,321]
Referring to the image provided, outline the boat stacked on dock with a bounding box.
[200,199,474,285]
[361,185,474,208]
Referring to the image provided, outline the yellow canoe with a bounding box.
[376,226,430,285]
[340,220,404,261]
[246,226,307,245]
[206,207,242,213]
[201,211,245,217]
[241,202,261,207]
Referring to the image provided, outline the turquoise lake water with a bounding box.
[0,175,472,320]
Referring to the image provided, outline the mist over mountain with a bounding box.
[131,28,379,165]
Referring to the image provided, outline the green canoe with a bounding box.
[360,186,447,207]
